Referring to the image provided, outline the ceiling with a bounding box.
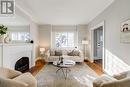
[0,14,30,26]
[16,0,115,25]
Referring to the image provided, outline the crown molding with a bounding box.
[15,4,39,24]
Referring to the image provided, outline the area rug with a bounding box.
[35,63,99,87]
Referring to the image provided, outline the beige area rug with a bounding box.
[35,63,99,87]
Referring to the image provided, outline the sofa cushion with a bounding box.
[68,50,79,56]
[113,72,128,80]
[13,72,37,87]
[0,77,28,87]
[0,67,22,79]
[73,50,79,56]
[68,51,74,56]
[50,49,55,56]
[55,50,62,56]
[62,49,68,55]
[63,56,80,59]
[93,74,117,87]
[48,55,82,62]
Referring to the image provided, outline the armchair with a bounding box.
[93,71,130,87]
[0,67,37,87]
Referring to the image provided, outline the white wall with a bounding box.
[15,7,39,58]
[8,25,30,32]
[30,22,39,58]
[39,25,52,50]
[88,0,130,75]
[77,25,88,57]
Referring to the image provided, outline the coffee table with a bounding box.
[53,59,75,79]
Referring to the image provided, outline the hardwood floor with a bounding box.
[94,59,102,67]
[29,58,46,76]
[29,59,103,76]
[85,60,103,76]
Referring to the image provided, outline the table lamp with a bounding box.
[40,48,45,57]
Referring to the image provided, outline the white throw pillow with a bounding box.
[50,49,55,56]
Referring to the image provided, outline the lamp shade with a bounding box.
[82,40,89,44]
[40,48,45,52]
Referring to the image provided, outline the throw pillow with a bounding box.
[55,50,62,56]
[68,51,74,56]
[72,50,79,56]
[50,49,55,56]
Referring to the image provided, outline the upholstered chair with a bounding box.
[93,71,130,87]
[0,67,37,87]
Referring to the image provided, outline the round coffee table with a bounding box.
[53,59,75,79]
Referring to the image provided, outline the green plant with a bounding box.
[0,25,8,35]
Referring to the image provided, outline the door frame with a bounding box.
[90,21,105,70]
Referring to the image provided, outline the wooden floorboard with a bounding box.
[29,59,46,76]
[85,60,103,76]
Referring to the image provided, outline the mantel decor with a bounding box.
[0,25,8,43]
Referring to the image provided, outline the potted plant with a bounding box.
[0,25,8,43]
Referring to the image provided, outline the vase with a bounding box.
[4,34,11,43]
[0,35,4,43]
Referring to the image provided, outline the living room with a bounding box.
[0,0,130,87]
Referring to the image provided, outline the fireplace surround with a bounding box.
[0,44,34,70]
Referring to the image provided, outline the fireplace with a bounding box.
[15,57,29,73]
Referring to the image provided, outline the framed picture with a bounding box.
[120,19,130,43]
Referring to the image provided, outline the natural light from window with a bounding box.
[55,32,74,48]
[11,32,30,42]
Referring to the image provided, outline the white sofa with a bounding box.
[46,48,84,62]
[0,67,37,87]
[93,71,130,87]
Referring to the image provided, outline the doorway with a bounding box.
[93,26,103,66]
[90,21,105,71]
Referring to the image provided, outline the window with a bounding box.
[51,25,78,48]
[11,32,30,42]
[55,32,74,48]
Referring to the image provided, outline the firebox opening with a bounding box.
[15,57,29,73]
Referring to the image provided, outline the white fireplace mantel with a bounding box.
[0,43,34,69]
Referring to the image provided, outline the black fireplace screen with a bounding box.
[15,57,29,73]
